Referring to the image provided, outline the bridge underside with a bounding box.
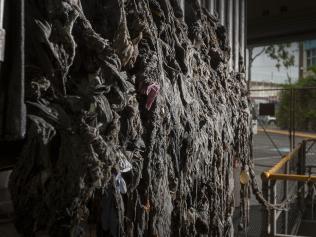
[248,0,316,46]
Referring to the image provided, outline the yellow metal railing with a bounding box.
[262,146,300,180]
[260,139,316,237]
[261,141,316,182]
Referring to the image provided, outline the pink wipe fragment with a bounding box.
[141,82,160,110]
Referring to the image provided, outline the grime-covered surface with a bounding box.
[9,0,252,236]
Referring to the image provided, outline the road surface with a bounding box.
[251,131,316,203]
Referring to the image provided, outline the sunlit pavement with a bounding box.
[251,131,305,205]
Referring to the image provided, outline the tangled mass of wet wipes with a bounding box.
[9,0,251,236]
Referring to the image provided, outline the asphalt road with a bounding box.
[251,132,291,205]
[253,131,316,169]
[253,130,298,157]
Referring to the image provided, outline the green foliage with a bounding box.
[264,44,295,70]
[248,43,295,86]
[308,65,316,75]
[277,68,316,131]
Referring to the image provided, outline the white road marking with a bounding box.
[254,156,281,161]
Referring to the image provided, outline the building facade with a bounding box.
[304,39,316,69]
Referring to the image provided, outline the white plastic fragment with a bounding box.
[115,173,127,194]
[119,157,132,173]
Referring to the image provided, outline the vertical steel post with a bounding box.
[285,86,291,236]
[293,89,296,148]
[284,161,289,234]
[298,141,306,209]
[271,180,277,236]
[289,88,293,152]
[312,190,315,220]
[233,0,240,72]
[262,179,270,237]
[302,141,306,174]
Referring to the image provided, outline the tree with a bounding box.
[277,67,316,130]
[247,44,295,88]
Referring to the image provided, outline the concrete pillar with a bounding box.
[218,0,225,25]
[180,0,185,15]
[239,0,246,68]
[233,0,240,72]
[226,0,233,70]
[206,0,215,15]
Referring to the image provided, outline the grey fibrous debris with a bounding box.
[9,0,252,236]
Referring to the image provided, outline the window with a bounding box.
[306,48,316,67]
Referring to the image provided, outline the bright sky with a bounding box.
[250,43,299,84]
